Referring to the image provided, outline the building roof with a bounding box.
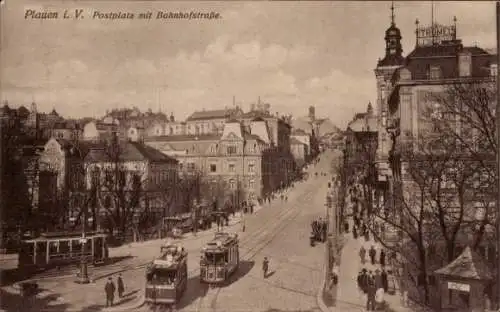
[84,141,177,163]
[434,246,492,280]
[186,108,242,121]
[241,110,274,119]
[290,137,306,145]
[403,41,495,80]
[144,134,221,142]
[347,115,377,133]
[292,129,308,135]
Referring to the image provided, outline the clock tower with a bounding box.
[374,2,405,178]
[379,2,404,67]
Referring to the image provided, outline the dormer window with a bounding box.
[490,64,498,77]
[428,65,442,80]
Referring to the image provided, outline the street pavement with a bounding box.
[0,215,245,312]
[185,152,336,312]
[0,151,334,312]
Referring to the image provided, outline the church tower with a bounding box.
[374,2,405,161]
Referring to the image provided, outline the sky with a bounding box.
[0,1,496,129]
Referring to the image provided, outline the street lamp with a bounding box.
[75,204,90,284]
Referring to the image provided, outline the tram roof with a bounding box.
[205,232,238,251]
[24,232,106,242]
[151,244,187,269]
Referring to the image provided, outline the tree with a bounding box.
[370,144,435,304]
[0,112,36,250]
[428,81,497,248]
[86,137,146,239]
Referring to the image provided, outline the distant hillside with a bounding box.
[291,116,341,136]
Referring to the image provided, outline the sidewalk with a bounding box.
[333,218,431,312]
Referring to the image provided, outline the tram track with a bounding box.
[144,164,329,312]
[144,182,318,312]
[203,178,325,312]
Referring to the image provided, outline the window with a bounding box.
[228,163,235,172]
[248,162,255,172]
[490,64,498,77]
[169,127,173,135]
[210,164,217,173]
[428,65,442,80]
[179,163,184,170]
[227,145,237,155]
[229,179,236,190]
[187,163,195,171]
[249,179,255,190]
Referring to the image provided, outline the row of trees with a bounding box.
[354,80,497,305]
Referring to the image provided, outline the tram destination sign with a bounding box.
[416,24,456,47]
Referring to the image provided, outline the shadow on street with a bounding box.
[79,288,141,312]
[0,287,70,312]
[177,275,209,309]
[221,260,255,287]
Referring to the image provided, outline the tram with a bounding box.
[18,231,108,270]
[200,232,239,284]
[145,244,188,309]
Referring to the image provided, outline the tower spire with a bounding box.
[390,1,395,26]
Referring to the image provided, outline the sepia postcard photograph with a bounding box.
[0,1,499,311]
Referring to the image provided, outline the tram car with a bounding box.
[200,232,239,284]
[145,244,188,309]
[18,231,109,271]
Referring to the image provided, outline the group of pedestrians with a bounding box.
[359,245,386,267]
[357,268,390,311]
[104,273,125,307]
[344,177,396,311]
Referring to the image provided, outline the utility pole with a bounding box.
[496,0,500,306]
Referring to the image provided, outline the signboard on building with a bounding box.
[447,281,470,292]
[416,23,457,47]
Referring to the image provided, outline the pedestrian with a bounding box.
[352,225,358,239]
[117,273,125,298]
[321,219,327,242]
[105,277,115,307]
[369,246,377,265]
[262,257,269,278]
[357,270,365,295]
[250,203,254,214]
[364,227,370,242]
[381,269,388,293]
[359,246,366,264]
[374,269,383,290]
[285,196,288,202]
[344,221,349,233]
[380,249,386,267]
[366,272,376,311]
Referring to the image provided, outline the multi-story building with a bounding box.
[82,118,120,142]
[145,116,292,205]
[373,6,498,306]
[290,137,307,169]
[38,137,179,231]
[184,106,243,135]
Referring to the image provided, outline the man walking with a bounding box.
[105,277,116,307]
[117,273,125,298]
[380,249,386,267]
[359,246,366,265]
[369,246,377,265]
[366,271,376,311]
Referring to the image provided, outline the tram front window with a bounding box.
[147,269,177,285]
[204,252,227,265]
